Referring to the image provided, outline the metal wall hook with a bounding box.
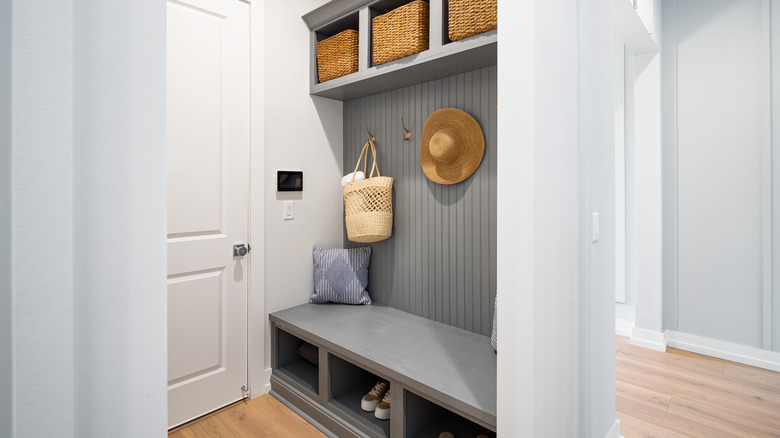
[400,117,411,141]
[364,123,375,142]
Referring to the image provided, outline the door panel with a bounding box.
[167,0,250,428]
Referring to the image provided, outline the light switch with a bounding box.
[283,201,294,220]
[592,212,599,243]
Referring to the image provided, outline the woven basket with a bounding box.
[372,0,429,65]
[317,29,359,83]
[448,0,497,41]
[343,139,393,243]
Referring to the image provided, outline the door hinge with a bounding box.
[241,385,249,399]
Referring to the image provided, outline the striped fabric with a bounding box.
[310,245,372,305]
[491,295,497,350]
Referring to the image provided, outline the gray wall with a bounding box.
[343,66,497,336]
[1,0,12,434]
[663,0,776,350]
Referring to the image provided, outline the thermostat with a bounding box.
[277,171,303,192]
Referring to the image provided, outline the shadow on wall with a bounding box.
[673,0,749,43]
[312,95,346,165]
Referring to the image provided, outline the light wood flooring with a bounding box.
[168,394,326,438]
[170,337,780,437]
[616,335,780,438]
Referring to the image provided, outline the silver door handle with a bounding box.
[233,243,249,257]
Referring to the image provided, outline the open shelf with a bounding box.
[303,0,496,101]
[405,390,495,438]
[274,327,319,398]
[328,353,391,438]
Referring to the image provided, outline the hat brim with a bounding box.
[420,108,485,185]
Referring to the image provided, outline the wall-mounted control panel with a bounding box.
[277,171,303,192]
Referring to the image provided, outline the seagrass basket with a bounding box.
[448,0,497,41]
[317,29,359,82]
[343,139,393,243]
[372,0,429,65]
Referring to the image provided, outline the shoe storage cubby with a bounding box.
[302,0,496,100]
[328,353,392,438]
[273,326,319,398]
[270,304,496,438]
[404,390,495,438]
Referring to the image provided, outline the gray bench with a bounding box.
[269,303,496,438]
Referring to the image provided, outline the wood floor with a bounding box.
[616,335,780,438]
[170,337,780,437]
[168,394,326,438]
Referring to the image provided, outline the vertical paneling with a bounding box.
[343,66,497,336]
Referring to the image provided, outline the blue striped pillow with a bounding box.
[310,245,372,305]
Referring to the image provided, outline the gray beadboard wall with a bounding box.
[343,66,497,336]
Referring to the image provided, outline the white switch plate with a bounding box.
[592,212,599,243]
[283,201,294,220]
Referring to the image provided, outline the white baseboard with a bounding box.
[251,368,273,399]
[615,318,635,338]
[630,327,666,352]
[605,419,621,438]
[665,330,780,373]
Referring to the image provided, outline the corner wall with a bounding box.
[662,0,773,350]
[7,1,169,436]
[497,0,616,436]
[263,0,345,375]
[72,1,168,435]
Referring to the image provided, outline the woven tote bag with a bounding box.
[343,138,393,243]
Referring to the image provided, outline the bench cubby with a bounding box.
[404,390,495,438]
[328,353,392,438]
[269,304,496,438]
[273,326,319,399]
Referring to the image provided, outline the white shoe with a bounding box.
[374,389,391,420]
[361,381,388,411]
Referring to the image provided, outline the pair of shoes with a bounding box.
[361,380,391,420]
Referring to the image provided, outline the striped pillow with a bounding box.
[310,245,372,305]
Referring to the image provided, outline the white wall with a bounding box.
[497,0,616,436]
[249,1,268,398]
[664,0,767,349]
[10,1,75,435]
[7,1,168,436]
[632,47,664,343]
[0,0,12,435]
[773,0,780,352]
[580,1,618,436]
[72,1,168,435]
[263,0,345,376]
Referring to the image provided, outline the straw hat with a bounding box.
[420,108,484,185]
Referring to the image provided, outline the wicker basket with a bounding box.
[343,139,393,243]
[448,0,497,42]
[372,0,429,65]
[317,29,359,82]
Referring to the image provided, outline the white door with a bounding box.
[166,0,250,428]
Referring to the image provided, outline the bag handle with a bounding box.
[350,138,381,183]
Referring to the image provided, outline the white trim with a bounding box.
[615,318,635,338]
[761,0,774,351]
[248,0,267,406]
[630,327,666,352]
[605,419,621,438]
[666,330,780,373]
